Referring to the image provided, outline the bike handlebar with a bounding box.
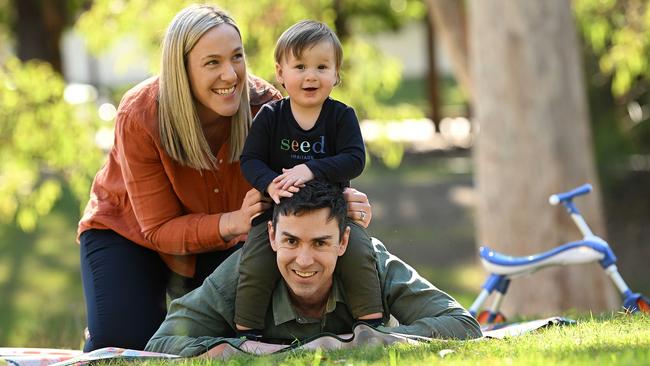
[549,183,592,205]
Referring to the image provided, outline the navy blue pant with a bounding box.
[80,229,240,351]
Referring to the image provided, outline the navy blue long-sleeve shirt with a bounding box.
[240,97,365,225]
[241,97,365,191]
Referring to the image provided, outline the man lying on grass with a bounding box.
[145,180,482,357]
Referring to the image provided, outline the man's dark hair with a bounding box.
[272,180,347,238]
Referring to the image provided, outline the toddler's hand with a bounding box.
[273,164,314,191]
[267,181,299,204]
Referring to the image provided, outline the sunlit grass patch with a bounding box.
[94,313,649,366]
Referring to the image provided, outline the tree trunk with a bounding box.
[11,0,67,73]
[469,0,619,316]
[424,14,441,131]
[425,0,472,99]
[332,0,349,40]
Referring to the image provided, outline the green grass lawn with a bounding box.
[99,313,648,365]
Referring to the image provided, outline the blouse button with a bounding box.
[218,159,223,164]
[213,188,219,193]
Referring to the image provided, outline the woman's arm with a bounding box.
[114,110,269,254]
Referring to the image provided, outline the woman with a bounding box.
[77,4,373,351]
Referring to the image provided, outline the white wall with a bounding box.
[363,21,452,79]
[61,30,151,86]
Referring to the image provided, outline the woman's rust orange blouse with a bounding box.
[78,75,282,277]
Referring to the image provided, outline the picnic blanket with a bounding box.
[205,323,432,359]
[204,317,575,358]
[0,347,179,366]
[0,317,574,365]
[0,348,82,366]
[481,316,576,339]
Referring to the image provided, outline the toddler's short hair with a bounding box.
[274,20,343,72]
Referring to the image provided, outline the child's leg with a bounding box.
[336,220,384,321]
[235,221,279,330]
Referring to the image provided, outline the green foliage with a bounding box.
[574,0,650,170]
[574,0,650,97]
[0,0,10,51]
[75,0,194,73]
[0,57,104,230]
[75,0,426,168]
[341,0,426,33]
[0,0,89,55]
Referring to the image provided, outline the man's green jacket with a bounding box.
[145,239,482,356]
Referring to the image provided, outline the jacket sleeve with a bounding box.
[145,258,244,356]
[114,108,239,255]
[240,105,280,193]
[374,239,483,339]
[305,106,365,183]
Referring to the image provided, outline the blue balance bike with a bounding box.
[468,184,650,324]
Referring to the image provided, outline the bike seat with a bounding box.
[479,240,609,276]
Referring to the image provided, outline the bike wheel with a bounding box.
[476,310,506,324]
[637,298,650,314]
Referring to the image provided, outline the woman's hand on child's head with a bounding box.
[273,164,314,191]
[221,189,272,240]
[344,187,372,228]
[242,188,272,222]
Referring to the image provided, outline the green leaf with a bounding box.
[0,56,103,230]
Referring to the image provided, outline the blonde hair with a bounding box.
[159,4,251,169]
[274,20,343,85]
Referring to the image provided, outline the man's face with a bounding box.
[268,208,350,307]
